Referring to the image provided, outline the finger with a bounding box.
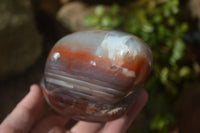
[0,84,45,133]
[100,89,148,133]
[31,110,69,133]
[70,121,104,133]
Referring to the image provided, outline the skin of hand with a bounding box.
[0,84,148,133]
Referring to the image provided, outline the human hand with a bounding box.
[0,84,148,133]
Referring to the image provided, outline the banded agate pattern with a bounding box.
[41,30,152,122]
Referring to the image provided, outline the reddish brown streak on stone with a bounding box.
[48,44,150,82]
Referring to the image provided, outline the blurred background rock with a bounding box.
[0,0,200,132]
[0,0,42,80]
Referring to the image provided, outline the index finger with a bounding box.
[0,84,45,133]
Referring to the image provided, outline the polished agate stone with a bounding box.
[41,30,152,122]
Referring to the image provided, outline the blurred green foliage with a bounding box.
[84,0,197,132]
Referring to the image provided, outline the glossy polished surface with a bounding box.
[41,30,152,122]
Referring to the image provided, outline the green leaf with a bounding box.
[142,23,154,33]
[168,17,176,26]
[84,15,99,26]
[172,6,179,14]
[180,22,189,32]
[170,39,185,64]
[179,66,191,78]
[153,14,162,23]
[95,5,105,16]
[101,16,112,27]
[160,67,169,84]
[111,4,119,14]
[150,115,167,131]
